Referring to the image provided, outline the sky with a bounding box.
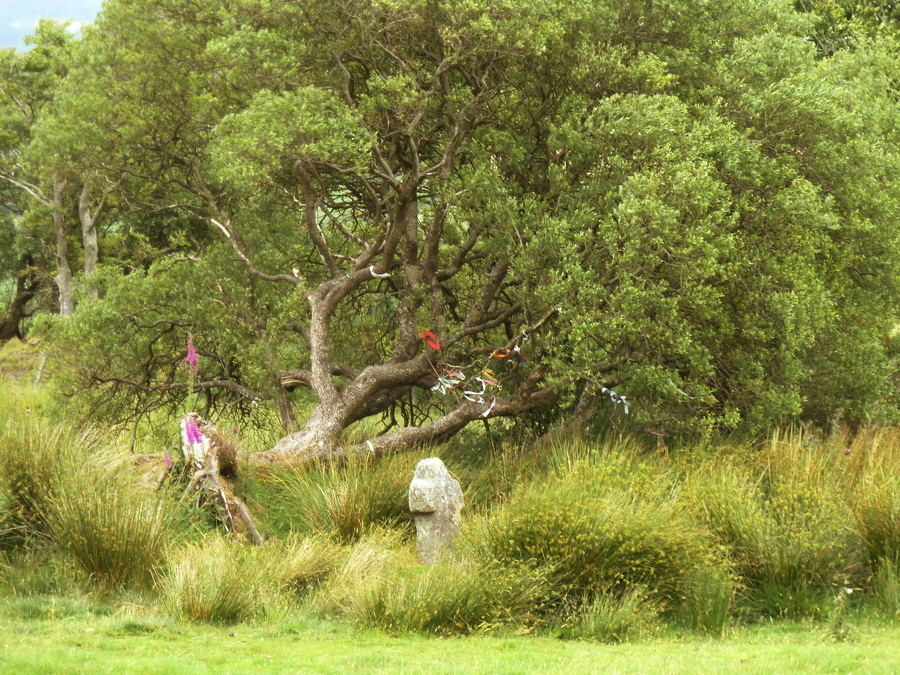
[0,0,103,49]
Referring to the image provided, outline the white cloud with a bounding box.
[9,19,40,32]
[66,21,88,34]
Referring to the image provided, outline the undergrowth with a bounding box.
[0,367,898,640]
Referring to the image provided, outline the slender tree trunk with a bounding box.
[78,183,99,299]
[52,178,74,317]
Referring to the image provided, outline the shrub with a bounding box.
[468,456,712,612]
[347,560,546,634]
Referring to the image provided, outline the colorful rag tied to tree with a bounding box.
[421,330,441,350]
[601,387,629,414]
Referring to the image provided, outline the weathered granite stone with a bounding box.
[408,457,464,564]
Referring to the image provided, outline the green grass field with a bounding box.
[1,602,898,674]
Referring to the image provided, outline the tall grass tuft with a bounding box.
[0,420,87,542]
[871,556,900,620]
[261,454,414,541]
[347,559,546,634]
[682,436,865,619]
[161,538,288,624]
[554,586,661,643]
[280,534,346,594]
[679,564,736,635]
[311,529,412,616]
[48,468,174,590]
[0,415,178,589]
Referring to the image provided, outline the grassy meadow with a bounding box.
[0,339,899,672]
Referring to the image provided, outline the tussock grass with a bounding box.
[871,556,900,620]
[49,474,174,590]
[261,454,415,541]
[160,537,292,624]
[0,419,89,542]
[3,361,900,640]
[554,586,662,643]
[310,529,412,616]
[678,564,736,635]
[679,431,880,619]
[0,417,180,589]
[280,534,346,593]
[346,559,546,634]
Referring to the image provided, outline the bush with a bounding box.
[467,452,712,612]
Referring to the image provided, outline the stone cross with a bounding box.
[408,457,464,564]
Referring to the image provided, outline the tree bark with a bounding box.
[52,178,74,317]
[78,183,101,299]
[0,255,40,343]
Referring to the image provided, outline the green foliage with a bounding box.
[279,534,346,593]
[16,0,893,446]
[310,529,412,617]
[680,438,866,618]
[871,557,900,620]
[48,468,174,590]
[678,565,736,635]
[0,418,89,542]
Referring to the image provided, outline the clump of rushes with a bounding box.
[161,538,285,624]
[263,454,414,541]
[682,451,864,619]
[310,529,412,616]
[0,420,86,542]
[554,586,662,643]
[346,559,547,634]
[48,471,174,590]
